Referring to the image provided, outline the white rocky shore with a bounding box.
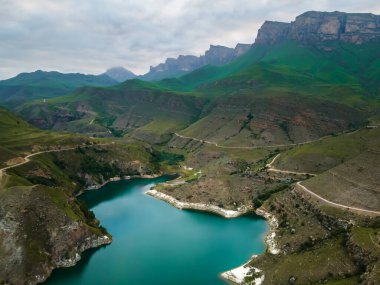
[145,189,253,218]
[221,256,264,285]
[221,208,280,285]
[146,185,282,285]
[255,208,280,255]
[55,234,111,268]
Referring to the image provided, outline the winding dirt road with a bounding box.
[296,181,380,215]
[175,132,380,215]
[0,143,112,178]
[174,133,331,150]
[266,154,380,215]
[266,153,317,176]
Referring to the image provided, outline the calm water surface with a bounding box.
[46,177,268,285]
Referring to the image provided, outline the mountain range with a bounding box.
[1,11,380,285]
[14,11,380,146]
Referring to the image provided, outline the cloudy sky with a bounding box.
[1,0,379,79]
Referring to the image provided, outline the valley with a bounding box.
[0,9,380,285]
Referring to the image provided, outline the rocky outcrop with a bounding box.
[54,233,111,268]
[255,11,380,45]
[148,55,200,75]
[234,43,252,56]
[141,43,252,81]
[255,21,290,45]
[0,185,112,285]
[255,208,280,255]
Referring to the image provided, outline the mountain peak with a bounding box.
[104,66,136,82]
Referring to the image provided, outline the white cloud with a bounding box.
[0,0,379,79]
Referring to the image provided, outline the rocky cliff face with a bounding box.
[255,21,291,45]
[202,44,248,66]
[255,11,380,45]
[151,55,200,74]
[141,43,251,81]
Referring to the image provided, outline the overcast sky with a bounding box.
[1,0,379,79]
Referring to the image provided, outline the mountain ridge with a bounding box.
[140,43,252,81]
[256,11,380,45]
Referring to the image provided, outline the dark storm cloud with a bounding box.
[1,0,380,79]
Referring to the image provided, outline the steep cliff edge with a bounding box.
[255,11,380,45]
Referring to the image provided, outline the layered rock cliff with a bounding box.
[255,11,380,45]
[141,43,251,81]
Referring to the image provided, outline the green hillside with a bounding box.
[17,79,207,143]
[0,70,117,107]
[159,41,380,103]
[169,41,377,146]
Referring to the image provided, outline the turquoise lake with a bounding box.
[46,177,268,285]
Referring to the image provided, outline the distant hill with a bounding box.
[140,43,252,81]
[103,66,136,82]
[0,70,118,107]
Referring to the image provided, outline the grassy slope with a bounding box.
[274,127,378,174]
[272,126,380,211]
[158,41,375,99]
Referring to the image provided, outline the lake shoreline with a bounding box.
[75,174,162,196]
[46,175,268,285]
[145,189,254,218]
